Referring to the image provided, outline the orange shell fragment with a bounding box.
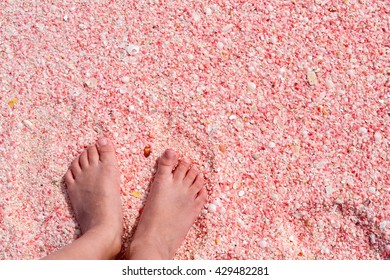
[219,144,227,153]
[8,98,18,108]
[144,145,151,157]
[130,191,141,198]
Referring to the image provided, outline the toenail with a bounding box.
[182,158,191,164]
[164,149,176,159]
[98,137,108,146]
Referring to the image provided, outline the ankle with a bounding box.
[127,237,171,260]
[86,225,123,259]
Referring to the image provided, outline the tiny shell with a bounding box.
[379,221,387,230]
[374,131,382,142]
[307,71,318,86]
[23,120,33,130]
[247,82,256,91]
[208,203,217,213]
[216,42,224,50]
[237,218,245,227]
[130,191,141,198]
[213,198,221,206]
[121,76,130,83]
[233,181,241,189]
[358,127,367,134]
[243,98,252,104]
[268,141,276,148]
[368,187,376,194]
[84,78,97,88]
[205,7,212,16]
[248,66,255,73]
[126,44,140,55]
[8,98,18,108]
[144,145,151,157]
[219,144,227,153]
[193,12,201,22]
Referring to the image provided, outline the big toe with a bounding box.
[96,137,117,165]
[156,149,179,175]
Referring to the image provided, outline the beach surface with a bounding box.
[0,0,389,259]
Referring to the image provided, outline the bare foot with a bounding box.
[126,149,208,259]
[64,137,123,259]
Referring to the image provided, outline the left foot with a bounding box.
[64,137,123,259]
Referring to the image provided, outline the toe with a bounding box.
[183,167,198,186]
[87,145,99,165]
[173,158,192,181]
[79,149,89,169]
[64,169,75,186]
[96,137,117,166]
[190,173,204,194]
[71,156,82,176]
[195,186,208,206]
[156,149,179,176]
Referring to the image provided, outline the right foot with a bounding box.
[126,149,208,259]
[64,137,123,259]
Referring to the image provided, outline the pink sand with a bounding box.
[0,0,389,259]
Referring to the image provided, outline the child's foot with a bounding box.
[126,149,208,259]
[64,137,123,259]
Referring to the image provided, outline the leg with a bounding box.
[126,149,208,259]
[43,137,123,259]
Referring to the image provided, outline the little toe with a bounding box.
[173,158,192,181]
[79,149,89,169]
[96,137,117,166]
[71,156,82,176]
[64,169,75,186]
[156,149,179,176]
[87,145,99,165]
[190,173,204,194]
[195,186,208,207]
[183,167,199,186]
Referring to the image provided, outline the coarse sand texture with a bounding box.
[0,0,389,259]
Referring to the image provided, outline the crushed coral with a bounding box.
[0,1,389,260]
